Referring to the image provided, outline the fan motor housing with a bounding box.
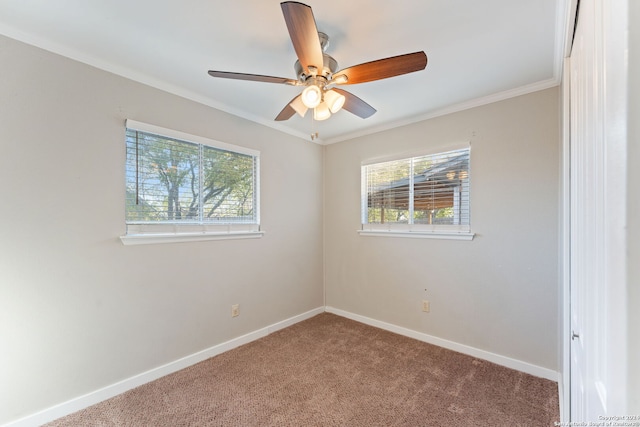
[294,32,338,82]
[294,54,338,82]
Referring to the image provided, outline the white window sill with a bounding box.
[357,230,475,241]
[120,230,265,246]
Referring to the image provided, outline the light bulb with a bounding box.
[324,90,346,113]
[301,85,321,108]
[313,102,331,121]
[290,95,308,117]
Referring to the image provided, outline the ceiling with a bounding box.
[0,0,565,144]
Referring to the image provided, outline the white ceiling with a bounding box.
[0,0,565,144]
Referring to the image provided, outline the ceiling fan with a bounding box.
[207,1,428,123]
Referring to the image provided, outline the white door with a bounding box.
[569,0,604,419]
[568,0,628,421]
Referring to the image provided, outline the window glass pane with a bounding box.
[413,149,469,225]
[365,159,410,224]
[126,130,199,222]
[201,146,255,223]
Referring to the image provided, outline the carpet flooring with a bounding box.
[45,313,559,426]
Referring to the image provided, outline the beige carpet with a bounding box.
[45,313,559,426]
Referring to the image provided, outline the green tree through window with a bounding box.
[126,128,257,224]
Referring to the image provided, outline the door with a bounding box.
[569,0,605,419]
[568,0,628,421]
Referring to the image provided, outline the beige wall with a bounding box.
[324,88,560,370]
[0,35,324,424]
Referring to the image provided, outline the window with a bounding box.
[360,147,473,240]
[121,120,262,245]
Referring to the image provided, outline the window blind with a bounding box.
[125,123,259,227]
[362,147,470,232]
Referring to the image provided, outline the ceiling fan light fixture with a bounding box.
[208,3,427,123]
[324,89,346,113]
[290,96,308,117]
[313,102,331,121]
[301,85,322,108]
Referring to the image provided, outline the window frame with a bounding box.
[120,120,263,245]
[359,145,474,241]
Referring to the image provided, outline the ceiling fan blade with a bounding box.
[333,51,428,85]
[274,95,300,121]
[333,88,376,119]
[208,70,298,85]
[281,2,323,74]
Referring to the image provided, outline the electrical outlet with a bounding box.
[231,304,239,317]
[422,300,430,313]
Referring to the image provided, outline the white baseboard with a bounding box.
[325,306,559,382]
[3,307,324,427]
[558,375,566,422]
